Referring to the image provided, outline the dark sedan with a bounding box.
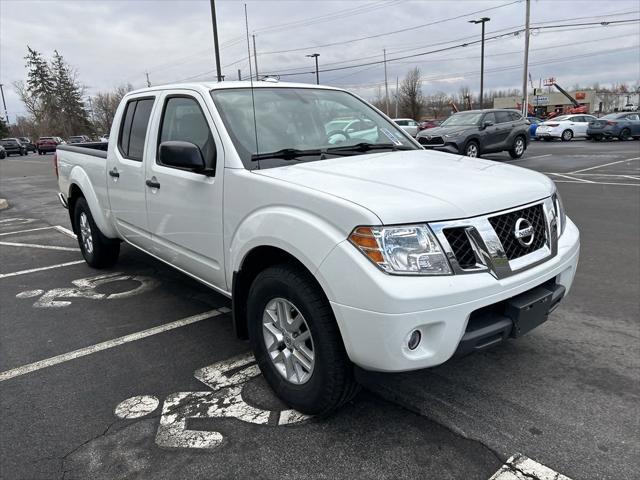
[416,109,530,159]
[587,112,640,141]
[1,138,27,156]
[19,137,37,153]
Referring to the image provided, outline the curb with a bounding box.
[0,198,8,210]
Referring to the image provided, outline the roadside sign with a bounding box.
[534,96,549,105]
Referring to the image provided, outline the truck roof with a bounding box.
[127,80,343,97]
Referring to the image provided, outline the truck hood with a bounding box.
[254,150,554,224]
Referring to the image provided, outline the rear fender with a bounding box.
[68,166,119,238]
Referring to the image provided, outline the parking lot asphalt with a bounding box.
[1,140,638,480]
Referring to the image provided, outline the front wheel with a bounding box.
[247,264,359,416]
[561,129,573,141]
[73,197,120,268]
[509,136,526,159]
[464,140,480,158]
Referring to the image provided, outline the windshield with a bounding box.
[210,87,417,169]
[440,112,483,127]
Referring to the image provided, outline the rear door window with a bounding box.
[495,111,511,123]
[483,112,497,124]
[118,98,155,161]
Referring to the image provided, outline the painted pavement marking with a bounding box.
[569,156,640,174]
[114,353,309,450]
[15,272,159,308]
[0,240,80,252]
[0,308,229,382]
[489,453,572,480]
[0,260,86,279]
[0,226,57,237]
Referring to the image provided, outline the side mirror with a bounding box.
[158,141,209,173]
[482,121,494,129]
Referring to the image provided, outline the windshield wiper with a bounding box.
[326,142,414,154]
[251,148,322,162]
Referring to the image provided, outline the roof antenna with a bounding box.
[244,3,260,168]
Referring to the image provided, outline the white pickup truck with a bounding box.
[55,81,580,415]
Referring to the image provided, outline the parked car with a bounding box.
[527,117,542,140]
[621,103,638,112]
[68,135,91,144]
[0,145,6,159]
[55,82,579,415]
[37,136,60,154]
[1,138,27,156]
[416,109,530,159]
[535,114,597,141]
[393,118,420,137]
[18,137,37,153]
[587,112,640,141]
[418,119,441,131]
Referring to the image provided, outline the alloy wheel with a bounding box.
[79,212,93,255]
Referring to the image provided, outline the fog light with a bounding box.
[408,330,421,350]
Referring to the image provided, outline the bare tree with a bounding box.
[398,67,424,119]
[91,84,133,134]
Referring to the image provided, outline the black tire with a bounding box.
[508,135,526,159]
[543,137,554,142]
[561,129,573,141]
[247,263,359,416]
[73,197,120,268]
[463,140,480,158]
[619,128,631,141]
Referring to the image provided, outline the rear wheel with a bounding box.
[561,129,573,141]
[508,136,526,159]
[73,197,120,268]
[619,128,631,141]
[543,137,554,142]
[464,140,480,158]
[247,264,358,416]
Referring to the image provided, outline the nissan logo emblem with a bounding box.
[514,218,535,247]
[426,135,431,140]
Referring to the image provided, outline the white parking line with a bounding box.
[548,173,594,183]
[569,156,640,174]
[526,154,552,160]
[0,241,80,252]
[552,180,640,186]
[0,260,86,279]
[0,226,56,237]
[489,453,572,480]
[53,225,77,239]
[0,308,230,382]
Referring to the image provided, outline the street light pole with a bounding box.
[469,17,490,109]
[306,53,320,84]
[521,0,531,116]
[209,0,223,82]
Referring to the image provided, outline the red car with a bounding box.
[418,119,442,131]
[37,137,60,155]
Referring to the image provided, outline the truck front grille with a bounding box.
[418,136,444,146]
[488,204,547,260]
[443,228,477,269]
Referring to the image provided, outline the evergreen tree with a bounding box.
[0,116,9,138]
[51,50,91,136]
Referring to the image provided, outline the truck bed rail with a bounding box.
[57,142,108,159]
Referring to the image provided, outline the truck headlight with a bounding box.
[553,190,567,237]
[349,225,452,275]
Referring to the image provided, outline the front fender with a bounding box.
[227,206,347,287]
[68,166,119,238]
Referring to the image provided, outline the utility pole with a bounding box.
[521,0,531,116]
[383,49,389,115]
[395,76,399,118]
[252,35,259,80]
[0,83,8,124]
[306,53,320,84]
[469,17,490,109]
[209,0,223,82]
[237,69,242,81]
[145,72,151,87]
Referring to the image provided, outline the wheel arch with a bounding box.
[66,167,119,238]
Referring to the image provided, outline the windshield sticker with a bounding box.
[380,128,403,146]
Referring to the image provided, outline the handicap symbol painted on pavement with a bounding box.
[114,353,310,449]
[16,272,159,308]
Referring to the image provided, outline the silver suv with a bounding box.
[416,109,530,159]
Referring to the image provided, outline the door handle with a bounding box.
[108,168,119,178]
[145,179,161,189]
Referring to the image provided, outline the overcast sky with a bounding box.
[1,0,639,121]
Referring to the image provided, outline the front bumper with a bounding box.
[421,143,461,154]
[317,218,580,372]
